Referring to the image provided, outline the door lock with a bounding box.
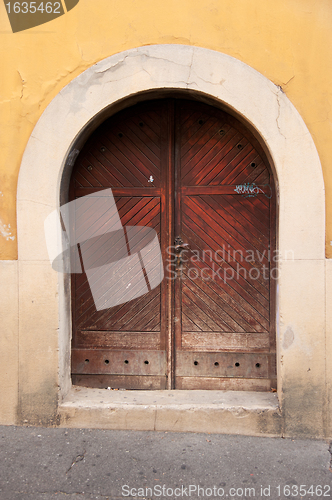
[174,236,189,270]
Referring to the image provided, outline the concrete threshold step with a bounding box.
[59,387,282,437]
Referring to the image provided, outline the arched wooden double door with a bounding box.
[70,98,276,391]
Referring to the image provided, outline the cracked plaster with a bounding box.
[0,219,15,241]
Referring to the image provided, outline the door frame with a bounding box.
[17,46,326,434]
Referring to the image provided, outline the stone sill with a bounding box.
[59,387,282,437]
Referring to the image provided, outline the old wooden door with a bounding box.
[70,98,276,391]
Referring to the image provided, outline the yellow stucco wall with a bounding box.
[0,0,331,259]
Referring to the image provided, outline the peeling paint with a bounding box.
[0,219,15,241]
[95,55,130,74]
[275,87,287,140]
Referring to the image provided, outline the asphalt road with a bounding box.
[0,426,331,499]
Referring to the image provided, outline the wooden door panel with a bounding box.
[182,196,271,286]
[181,256,269,332]
[181,277,248,332]
[70,101,168,389]
[183,129,243,185]
[72,196,162,332]
[70,98,276,390]
[181,208,270,326]
[175,100,276,389]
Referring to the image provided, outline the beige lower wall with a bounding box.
[0,261,18,424]
[326,259,332,436]
[17,261,59,425]
[279,260,326,437]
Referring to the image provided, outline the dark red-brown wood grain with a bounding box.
[69,98,276,391]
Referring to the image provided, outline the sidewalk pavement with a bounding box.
[0,425,331,500]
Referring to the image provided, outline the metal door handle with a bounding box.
[174,237,189,270]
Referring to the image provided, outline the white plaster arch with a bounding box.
[17,45,325,413]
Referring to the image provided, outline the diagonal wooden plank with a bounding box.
[182,286,229,332]
[106,129,161,184]
[181,260,267,332]
[122,121,162,170]
[100,286,160,329]
[205,195,270,250]
[84,151,128,187]
[181,224,270,319]
[91,138,145,187]
[182,211,271,303]
[181,294,212,331]
[183,196,270,265]
[124,303,161,332]
[117,290,161,329]
[182,312,202,332]
[180,117,224,167]
[181,128,242,184]
[181,261,269,332]
[182,278,240,332]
